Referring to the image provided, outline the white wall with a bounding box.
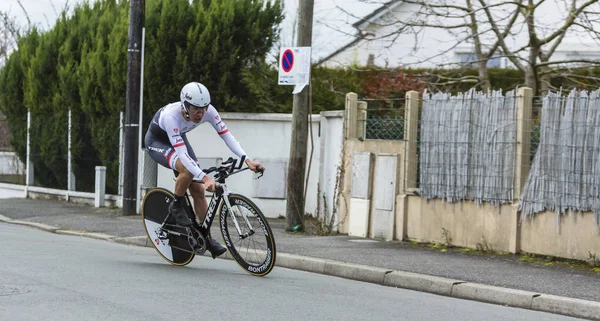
[316,111,345,229]
[0,152,24,175]
[156,111,345,219]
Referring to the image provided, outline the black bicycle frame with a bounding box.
[172,156,248,233]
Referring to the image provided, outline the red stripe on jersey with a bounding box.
[167,150,176,168]
[218,129,229,135]
[173,142,185,148]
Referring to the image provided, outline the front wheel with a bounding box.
[219,194,276,276]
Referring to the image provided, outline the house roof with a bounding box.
[352,0,403,30]
[316,0,403,66]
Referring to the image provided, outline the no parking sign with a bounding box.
[278,47,311,94]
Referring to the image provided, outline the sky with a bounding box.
[0,0,384,62]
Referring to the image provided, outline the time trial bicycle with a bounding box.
[141,156,276,276]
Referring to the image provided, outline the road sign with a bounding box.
[282,49,294,73]
[278,47,312,93]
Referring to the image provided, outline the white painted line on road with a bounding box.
[0,214,11,222]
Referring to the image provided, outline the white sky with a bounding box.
[0,0,382,61]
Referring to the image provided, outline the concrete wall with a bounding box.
[316,111,345,229]
[0,152,24,174]
[0,152,26,185]
[395,196,600,261]
[338,139,405,235]
[400,196,517,253]
[0,111,345,220]
[156,111,345,219]
[340,89,600,262]
[520,210,600,260]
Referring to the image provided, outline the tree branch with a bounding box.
[485,1,523,58]
[537,59,600,67]
[478,0,526,71]
[538,0,599,46]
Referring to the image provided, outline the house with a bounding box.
[316,0,600,69]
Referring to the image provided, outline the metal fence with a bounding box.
[0,110,157,199]
[359,98,405,140]
[519,89,600,222]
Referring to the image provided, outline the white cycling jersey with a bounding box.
[154,102,247,180]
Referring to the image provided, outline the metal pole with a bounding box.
[118,111,124,197]
[123,0,145,215]
[67,109,75,192]
[136,27,146,215]
[285,0,314,231]
[26,110,33,186]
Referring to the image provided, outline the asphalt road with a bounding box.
[0,223,586,321]
[1,197,598,303]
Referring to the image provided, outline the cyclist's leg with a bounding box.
[172,158,194,197]
[181,134,208,222]
[144,131,172,170]
[188,181,208,222]
[146,133,192,226]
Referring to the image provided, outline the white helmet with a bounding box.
[180,82,211,115]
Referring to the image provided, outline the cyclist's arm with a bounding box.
[163,116,205,180]
[181,133,198,162]
[207,107,248,159]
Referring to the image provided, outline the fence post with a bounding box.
[67,109,76,193]
[118,111,124,198]
[357,101,367,140]
[345,93,358,139]
[95,166,106,208]
[510,87,533,253]
[404,91,420,191]
[25,110,34,187]
[514,87,533,198]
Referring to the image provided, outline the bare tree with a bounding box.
[334,0,600,94]
[0,11,21,67]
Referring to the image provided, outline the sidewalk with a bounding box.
[1,197,599,320]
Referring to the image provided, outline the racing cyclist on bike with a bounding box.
[144,81,265,257]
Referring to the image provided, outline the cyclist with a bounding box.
[144,81,265,257]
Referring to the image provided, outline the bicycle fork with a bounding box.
[221,187,255,240]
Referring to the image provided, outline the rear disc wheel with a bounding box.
[141,188,195,266]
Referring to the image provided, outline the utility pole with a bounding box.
[123,0,144,216]
[285,0,314,231]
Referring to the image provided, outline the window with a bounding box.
[457,52,501,68]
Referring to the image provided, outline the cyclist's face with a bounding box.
[188,105,208,123]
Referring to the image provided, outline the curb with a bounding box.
[2,219,599,320]
[8,220,59,233]
[112,236,151,247]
